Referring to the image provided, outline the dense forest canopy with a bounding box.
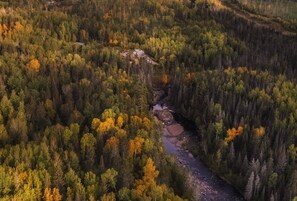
[170,67,297,201]
[0,0,197,200]
[0,0,295,200]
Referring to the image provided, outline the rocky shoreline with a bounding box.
[153,101,244,201]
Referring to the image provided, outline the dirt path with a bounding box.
[221,1,297,36]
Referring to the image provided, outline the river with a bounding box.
[153,103,245,201]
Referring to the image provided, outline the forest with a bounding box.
[0,0,296,200]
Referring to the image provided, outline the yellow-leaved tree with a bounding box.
[254,126,265,138]
[101,192,116,201]
[128,136,145,158]
[132,158,183,200]
[44,188,62,201]
[27,59,40,72]
[133,158,159,197]
[14,21,24,31]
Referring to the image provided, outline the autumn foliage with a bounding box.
[44,188,62,201]
[254,126,265,138]
[132,158,184,200]
[161,74,169,85]
[128,136,145,158]
[104,136,119,151]
[133,158,159,197]
[225,126,244,143]
[14,21,24,31]
[26,59,41,72]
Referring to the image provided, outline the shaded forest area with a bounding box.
[168,1,297,201]
[170,67,297,201]
[213,1,297,76]
[0,0,295,201]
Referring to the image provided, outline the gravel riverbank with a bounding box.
[153,103,245,201]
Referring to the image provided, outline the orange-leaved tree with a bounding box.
[225,126,243,143]
[254,126,265,138]
[26,59,40,72]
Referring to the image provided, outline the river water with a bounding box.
[153,103,245,201]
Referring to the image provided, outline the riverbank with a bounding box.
[153,102,244,201]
